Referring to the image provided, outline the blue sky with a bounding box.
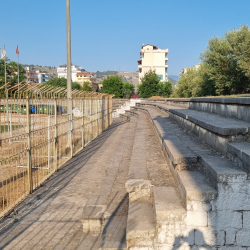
[1,0,250,75]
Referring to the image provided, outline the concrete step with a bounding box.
[177,170,217,208]
[227,141,250,173]
[153,186,186,223]
[99,216,127,250]
[153,187,189,245]
[140,102,250,136]
[139,102,250,156]
[126,201,156,248]
[199,152,247,188]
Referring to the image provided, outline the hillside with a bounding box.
[21,64,57,79]
[94,71,139,87]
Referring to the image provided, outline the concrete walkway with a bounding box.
[0,110,177,250]
[0,118,131,250]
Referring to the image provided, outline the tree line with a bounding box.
[174,25,250,97]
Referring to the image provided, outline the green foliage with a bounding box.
[42,77,81,90]
[123,82,135,98]
[158,81,173,97]
[81,81,93,92]
[101,75,124,98]
[0,58,26,88]
[175,25,250,97]
[137,70,160,98]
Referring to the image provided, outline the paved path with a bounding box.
[0,118,130,250]
[0,110,177,250]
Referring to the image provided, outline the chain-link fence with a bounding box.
[0,94,113,218]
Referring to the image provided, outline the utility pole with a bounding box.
[66,0,73,148]
[66,0,72,102]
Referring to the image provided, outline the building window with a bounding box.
[157,75,163,80]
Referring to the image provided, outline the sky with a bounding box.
[1,0,250,76]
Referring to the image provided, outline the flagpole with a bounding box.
[17,46,19,97]
[4,45,6,98]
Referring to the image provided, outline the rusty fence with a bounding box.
[0,95,113,218]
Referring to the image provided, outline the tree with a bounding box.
[101,75,124,98]
[122,81,135,98]
[137,70,160,98]
[158,81,172,97]
[81,81,93,92]
[0,58,26,87]
[200,26,250,95]
[42,77,81,90]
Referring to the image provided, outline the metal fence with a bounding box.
[0,94,113,218]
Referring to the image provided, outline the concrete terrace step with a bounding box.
[177,170,217,207]
[153,186,186,223]
[126,201,156,248]
[134,106,218,207]
[141,102,250,136]
[227,141,250,173]
[199,152,247,188]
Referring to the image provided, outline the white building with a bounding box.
[38,73,49,83]
[25,66,39,84]
[138,44,168,82]
[57,64,85,82]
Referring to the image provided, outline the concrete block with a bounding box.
[195,227,225,246]
[243,211,250,229]
[209,211,242,230]
[186,211,208,227]
[177,171,217,205]
[153,187,186,222]
[157,225,194,245]
[127,201,155,248]
[226,228,237,245]
[187,201,212,212]
[236,229,250,246]
[218,247,247,250]
[125,179,152,201]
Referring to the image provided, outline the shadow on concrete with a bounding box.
[0,118,128,250]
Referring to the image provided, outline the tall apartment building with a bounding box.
[25,66,39,84]
[138,44,168,82]
[57,64,85,82]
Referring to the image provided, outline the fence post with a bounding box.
[107,96,110,127]
[90,98,93,140]
[96,97,98,138]
[70,98,73,158]
[81,98,85,148]
[26,97,33,194]
[102,95,105,132]
[54,98,58,172]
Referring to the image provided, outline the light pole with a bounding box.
[66,0,73,150]
[66,0,72,100]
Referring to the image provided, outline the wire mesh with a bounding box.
[0,89,112,218]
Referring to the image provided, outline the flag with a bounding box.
[1,48,6,59]
[16,46,19,55]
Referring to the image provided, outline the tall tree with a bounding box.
[138,70,160,98]
[101,75,124,98]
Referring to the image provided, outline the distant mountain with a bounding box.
[168,75,179,81]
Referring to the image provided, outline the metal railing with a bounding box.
[0,88,113,218]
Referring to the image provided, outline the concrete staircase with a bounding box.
[131,98,250,249]
[82,97,250,249]
[112,99,141,118]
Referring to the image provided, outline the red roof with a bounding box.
[76,72,93,76]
